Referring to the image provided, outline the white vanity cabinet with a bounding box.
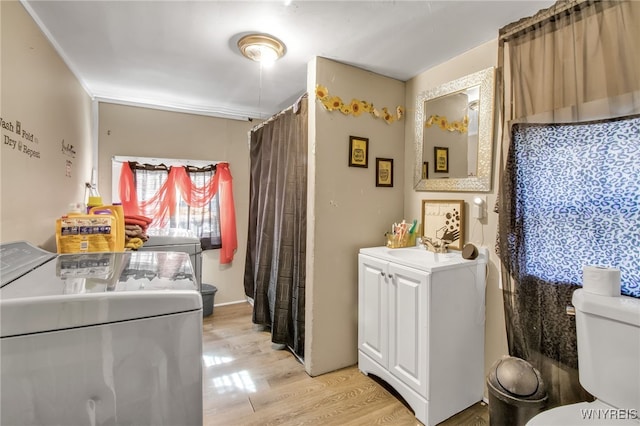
[358,246,487,426]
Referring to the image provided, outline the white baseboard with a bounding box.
[214,297,253,307]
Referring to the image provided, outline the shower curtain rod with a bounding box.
[499,0,584,42]
[250,92,308,133]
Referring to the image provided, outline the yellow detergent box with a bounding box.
[56,214,118,253]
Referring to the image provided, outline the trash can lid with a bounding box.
[495,357,540,397]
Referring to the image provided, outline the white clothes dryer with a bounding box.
[0,241,203,426]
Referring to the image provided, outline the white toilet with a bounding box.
[527,289,640,425]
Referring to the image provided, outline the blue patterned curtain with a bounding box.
[511,116,640,299]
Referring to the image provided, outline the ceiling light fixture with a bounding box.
[238,34,285,64]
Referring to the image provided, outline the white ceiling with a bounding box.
[23,0,554,121]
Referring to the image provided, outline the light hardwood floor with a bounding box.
[202,302,488,426]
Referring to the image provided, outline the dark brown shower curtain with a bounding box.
[244,95,308,359]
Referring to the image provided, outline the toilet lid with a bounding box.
[527,400,639,426]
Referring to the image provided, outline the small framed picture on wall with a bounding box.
[376,158,393,187]
[348,136,369,168]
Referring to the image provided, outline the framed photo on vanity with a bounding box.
[421,199,465,250]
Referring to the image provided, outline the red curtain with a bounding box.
[118,162,140,215]
[215,163,237,265]
[119,162,237,264]
[174,166,218,207]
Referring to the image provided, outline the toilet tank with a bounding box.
[573,289,640,413]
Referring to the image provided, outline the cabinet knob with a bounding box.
[380,272,386,277]
[388,274,393,279]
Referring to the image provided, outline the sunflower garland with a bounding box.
[424,114,468,134]
[315,84,404,124]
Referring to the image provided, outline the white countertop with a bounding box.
[359,245,486,272]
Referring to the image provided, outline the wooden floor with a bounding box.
[202,302,489,426]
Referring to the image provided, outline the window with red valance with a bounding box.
[116,159,237,264]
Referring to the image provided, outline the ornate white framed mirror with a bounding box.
[414,67,495,192]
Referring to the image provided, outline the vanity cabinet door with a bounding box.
[387,263,429,397]
[358,254,388,367]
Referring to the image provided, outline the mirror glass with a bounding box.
[414,67,495,192]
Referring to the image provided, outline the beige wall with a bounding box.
[98,102,255,304]
[305,57,405,376]
[1,1,92,251]
[404,39,508,395]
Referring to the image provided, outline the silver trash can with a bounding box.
[487,356,548,426]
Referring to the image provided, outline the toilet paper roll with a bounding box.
[582,265,621,297]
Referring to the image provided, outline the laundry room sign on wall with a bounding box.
[1,117,41,159]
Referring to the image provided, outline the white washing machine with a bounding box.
[138,228,203,291]
[0,241,203,426]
